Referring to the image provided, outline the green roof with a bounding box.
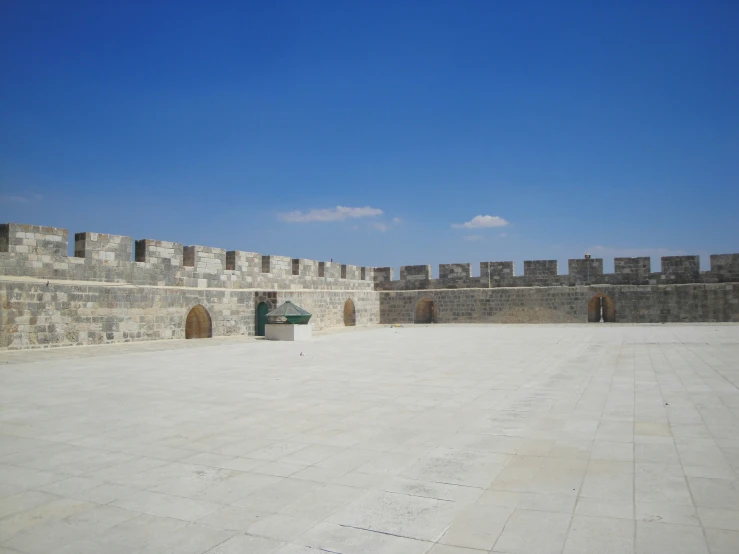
[265,301,312,324]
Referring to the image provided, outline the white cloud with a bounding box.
[463,235,485,242]
[371,222,390,232]
[499,232,508,238]
[277,205,383,223]
[392,217,402,224]
[452,215,509,229]
[0,195,30,203]
[586,245,687,258]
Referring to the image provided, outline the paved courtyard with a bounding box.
[1,324,738,554]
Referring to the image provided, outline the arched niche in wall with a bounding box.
[254,293,277,337]
[587,294,616,323]
[185,304,213,338]
[344,298,356,326]
[414,298,438,324]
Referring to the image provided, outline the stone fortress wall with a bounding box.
[1,222,738,349]
[0,223,379,349]
[379,256,739,324]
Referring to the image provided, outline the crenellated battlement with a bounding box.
[2,222,738,294]
[373,253,739,290]
[0,222,375,291]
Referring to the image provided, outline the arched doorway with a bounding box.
[256,302,269,337]
[415,298,438,324]
[185,305,212,339]
[588,294,616,322]
[344,298,356,326]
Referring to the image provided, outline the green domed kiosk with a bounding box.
[264,301,313,341]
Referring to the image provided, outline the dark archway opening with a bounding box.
[344,298,356,326]
[256,302,269,337]
[588,294,616,323]
[415,298,438,324]
[185,305,213,339]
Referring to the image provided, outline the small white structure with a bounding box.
[265,323,312,341]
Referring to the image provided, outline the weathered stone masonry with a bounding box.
[375,256,739,324]
[1,222,738,349]
[379,284,739,325]
[0,223,378,349]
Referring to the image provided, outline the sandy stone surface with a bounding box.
[1,323,738,553]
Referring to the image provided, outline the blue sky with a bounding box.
[1,0,737,276]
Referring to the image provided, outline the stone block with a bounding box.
[290,258,319,278]
[439,263,471,279]
[661,255,700,283]
[321,261,342,279]
[0,223,68,256]
[261,255,291,276]
[480,261,515,282]
[134,239,183,266]
[374,267,394,283]
[568,259,604,283]
[615,257,651,283]
[74,232,133,262]
[401,265,431,281]
[343,264,361,280]
[183,245,226,273]
[226,250,260,273]
[524,260,558,278]
[710,254,739,282]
